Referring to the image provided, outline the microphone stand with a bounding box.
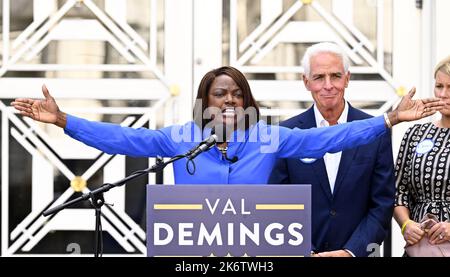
[42,154,186,257]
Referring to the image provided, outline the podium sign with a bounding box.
[147,185,311,257]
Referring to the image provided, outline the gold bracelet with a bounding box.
[383,112,393,128]
[401,219,413,235]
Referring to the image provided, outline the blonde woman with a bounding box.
[394,56,450,255]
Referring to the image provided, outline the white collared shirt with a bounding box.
[313,102,349,194]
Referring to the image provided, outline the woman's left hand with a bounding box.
[428,222,450,244]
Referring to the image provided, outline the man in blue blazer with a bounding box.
[268,42,395,257]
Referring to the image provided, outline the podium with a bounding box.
[147,185,311,257]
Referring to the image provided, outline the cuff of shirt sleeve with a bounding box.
[344,249,356,257]
[64,114,78,134]
[375,115,387,129]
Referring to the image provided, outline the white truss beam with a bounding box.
[24,19,136,62]
[105,0,148,50]
[0,78,168,100]
[311,1,397,89]
[3,0,167,87]
[239,0,282,53]
[0,0,77,76]
[5,117,149,254]
[1,96,169,254]
[235,0,304,66]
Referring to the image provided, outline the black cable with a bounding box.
[224,153,239,163]
[186,159,196,175]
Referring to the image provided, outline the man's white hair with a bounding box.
[301,42,350,77]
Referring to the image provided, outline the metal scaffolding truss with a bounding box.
[1,92,172,255]
[0,0,172,256]
[1,0,167,83]
[228,0,400,116]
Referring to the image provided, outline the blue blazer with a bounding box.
[268,104,395,256]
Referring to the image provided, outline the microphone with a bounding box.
[213,127,239,163]
[186,129,218,160]
[225,155,239,163]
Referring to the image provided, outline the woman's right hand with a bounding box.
[11,84,66,127]
[403,220,425,246]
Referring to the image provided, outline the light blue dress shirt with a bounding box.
[64,114,387,184]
